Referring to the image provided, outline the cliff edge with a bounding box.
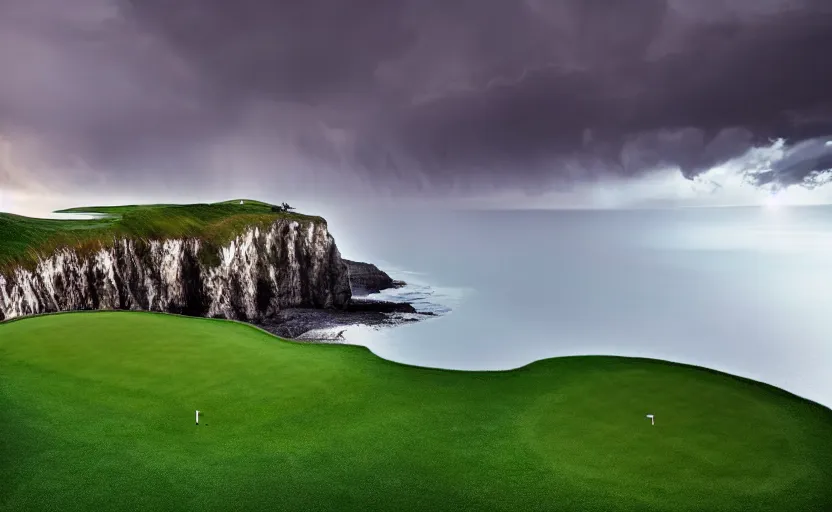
[0,201,351,322]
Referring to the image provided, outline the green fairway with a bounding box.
[0,199,320,270]
[1,313,830,511]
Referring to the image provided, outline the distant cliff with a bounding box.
[0,220,351,322]
[344,260,405,296]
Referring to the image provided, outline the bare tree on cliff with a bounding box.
[271,203,296,213]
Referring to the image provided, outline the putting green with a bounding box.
[1,312,830,511]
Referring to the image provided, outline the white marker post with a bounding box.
[646,414,654,426]
[196,410,200,426]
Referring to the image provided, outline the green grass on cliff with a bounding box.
[0,199,322,270]
[1,312,831,512]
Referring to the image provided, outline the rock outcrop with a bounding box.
[344,260,405,296]
[346,298,417,314]
[0,220,351,322]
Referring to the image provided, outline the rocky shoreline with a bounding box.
[255,261,439,341]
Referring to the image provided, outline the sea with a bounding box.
[323,205,832,409]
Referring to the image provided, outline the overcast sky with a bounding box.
[1,0,832,213]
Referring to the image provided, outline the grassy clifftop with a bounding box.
[0,199,323,270]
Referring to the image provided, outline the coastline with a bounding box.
[256,279,448,342]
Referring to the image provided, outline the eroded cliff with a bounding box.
[0,219,351,322]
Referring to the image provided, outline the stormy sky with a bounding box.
[2,0,832,211]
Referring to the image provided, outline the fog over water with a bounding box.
[326,205,832,409]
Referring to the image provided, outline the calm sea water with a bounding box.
[323,205,832,409]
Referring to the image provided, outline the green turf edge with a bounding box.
[3,310,831,512]
[0,200,326,272]
[3,309,829,416]
[54,199,279,214]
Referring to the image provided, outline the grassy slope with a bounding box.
[0,199,322,270]
[1,312,830,512]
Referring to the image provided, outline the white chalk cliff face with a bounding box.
[0,220,351,322]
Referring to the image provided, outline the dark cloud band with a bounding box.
[1,0,831,200]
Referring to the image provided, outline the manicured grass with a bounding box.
[0,199,321,270]
[1,312,831,511]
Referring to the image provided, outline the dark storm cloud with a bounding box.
[2,0,832,200]
[377,0,832,190]
[0,0,223,188]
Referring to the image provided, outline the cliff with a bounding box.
[344,260,406,296]
[0,203,351,322]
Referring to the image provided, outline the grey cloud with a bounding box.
[370,1,832,190]
[124,0,417,104]
[1,0,832,201]
[0,0,219,181]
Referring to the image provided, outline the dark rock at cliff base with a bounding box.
[344,260,406,296]
[346,297,417,314]
[256,299,436,340]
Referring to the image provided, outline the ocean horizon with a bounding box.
[328,205,832,409]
